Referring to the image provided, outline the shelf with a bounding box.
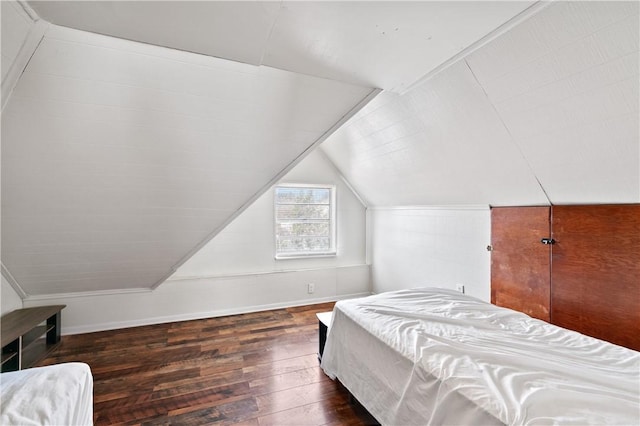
[1,338,20,372]
[22,324,49,349]
[1,305,65,348]
[22,337,48,369]
[1,350,18,365]
[0,305,65,372]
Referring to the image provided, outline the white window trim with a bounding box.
[274,183,337,260]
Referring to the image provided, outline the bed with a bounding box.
[0,362,93,425]
[321,288,640,425]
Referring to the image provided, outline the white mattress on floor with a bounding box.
[321,288,640,425]
[0,362,93,426]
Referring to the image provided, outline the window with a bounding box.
[274,185,336,258]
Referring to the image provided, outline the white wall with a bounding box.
[370,207,491,301]
[23,265,369,335]
[172,150,366,277]
[22,150,370,334]
[2,275,22,315]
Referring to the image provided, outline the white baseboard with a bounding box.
[62,292,371,335]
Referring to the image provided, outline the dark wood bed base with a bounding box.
[491,204,640,351]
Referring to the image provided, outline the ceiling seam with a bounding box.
[1,263,28,299]
[17,0,40,21]
[258,1,285,66]
[316,147,369,208]
[400,0,554,96]
[463,58,552,205]
[1,20,48,111]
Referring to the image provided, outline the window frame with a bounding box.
[274,183,337,259]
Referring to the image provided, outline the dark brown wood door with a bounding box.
[491,207,551,321]
[551,205,640,350]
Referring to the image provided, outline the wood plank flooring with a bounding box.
[38,303,379,425]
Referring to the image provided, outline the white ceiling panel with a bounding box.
[262,1,535,92]
[1,1,34,80]
[322,1,639,207]
[1,25,374,295]
[27,1,535,92]
[466,1,640,204]
[321,60,549,207]
[466,1,639,92]
[27,0,282,66]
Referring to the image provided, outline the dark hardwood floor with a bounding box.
[38,302,378,425]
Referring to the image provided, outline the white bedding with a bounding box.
[0,362,93,426]
[321,288,640,425]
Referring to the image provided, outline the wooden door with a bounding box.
[491,207,551,321]
[551,205,640,350]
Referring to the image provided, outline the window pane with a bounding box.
[275,185,335,256]
[275,187,330,204]
[276,204,330,220]
[276,222,330,237]
[276,237,331,252]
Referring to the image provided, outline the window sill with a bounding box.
[275,252,337,260]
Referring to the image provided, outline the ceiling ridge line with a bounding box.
[17,0,40,21]
[399,0,555,96]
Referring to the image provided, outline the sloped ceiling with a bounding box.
[321,1,640,206]
[27,0,535,92]
[1,1,541,297]
[1,0,33,81]
[4,1,637,298]
[1,23,374,296]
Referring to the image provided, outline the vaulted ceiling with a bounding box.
[26,0,535,92]
[1,23,373,294]
[321,1,639,206]
[2,1,638,297]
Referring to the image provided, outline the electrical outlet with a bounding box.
[308,283,315,294]
[456,284,465,294]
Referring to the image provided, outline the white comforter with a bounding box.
[321,288,640,425]
[0,362,93,426]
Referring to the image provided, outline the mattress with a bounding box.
[321,288,640,425]
[0,362,93,426]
